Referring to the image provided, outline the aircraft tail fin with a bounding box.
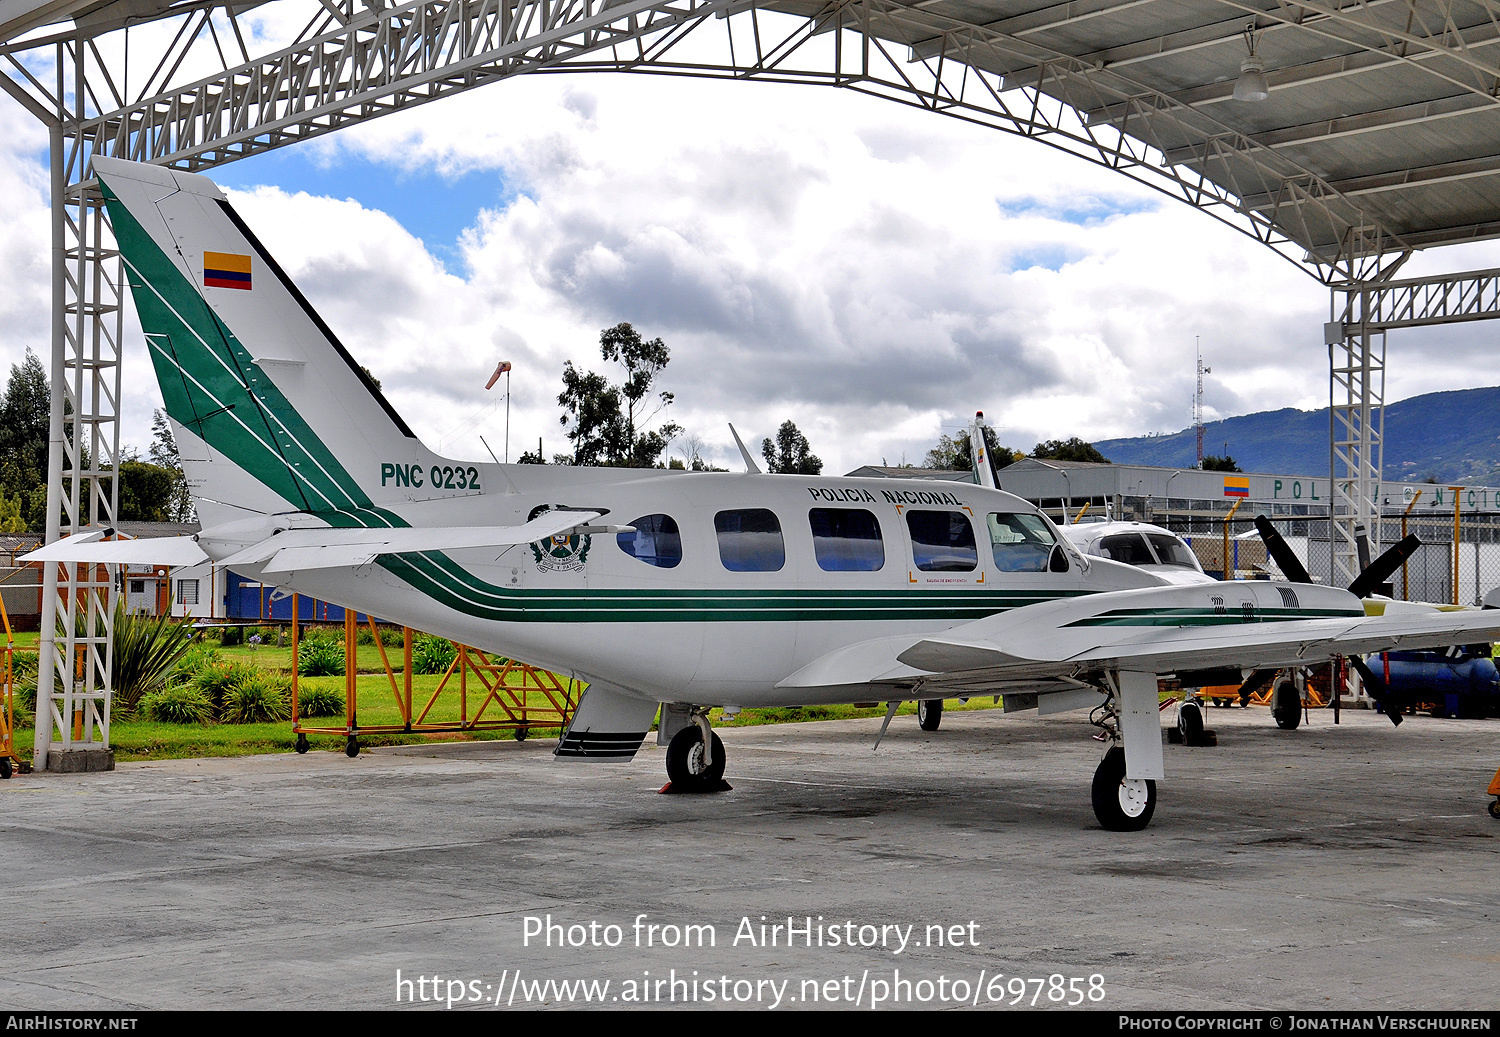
[93,157,459,529]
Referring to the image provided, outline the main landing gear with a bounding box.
[663,710,731,793]
[917,698,944,731]
[1271,673,1304,731]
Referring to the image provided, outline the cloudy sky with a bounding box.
[3,39,1498,475]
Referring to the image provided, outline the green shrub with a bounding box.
[411,634,457,675]
[141,685,213,724]
[355,624,405,648]
[298,682,345,718]
[9,652,38,714]
[222,674,290,724]
[192,660,262,716]
[173,643,221,681]
[297,634,344,677]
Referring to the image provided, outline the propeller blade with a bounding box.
[1347,534,1421,600]
[1254,515,1312,584]
[1346,655,1403,727]
[1354,524,1372,572]
[1236,668,1277,707]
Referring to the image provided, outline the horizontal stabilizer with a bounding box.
[23,535,209,567]
[219,510,604,572]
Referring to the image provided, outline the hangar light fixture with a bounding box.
[1233,25,1270,103]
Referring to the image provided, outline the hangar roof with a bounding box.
[6,0,1498,271]
[767,0,1500,270]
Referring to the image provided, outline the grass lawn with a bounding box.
[2,655,1008,763]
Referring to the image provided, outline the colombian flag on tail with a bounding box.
[1223,475,1250,498]
[204,251,252,290]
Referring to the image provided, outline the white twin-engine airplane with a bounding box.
[32,156,1500,831]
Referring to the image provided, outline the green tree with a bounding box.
[924,429,1019,473]
[762,421,823,475]
[1032,437,1109,463]
[117,461,179,522]
[1201,454,1241,472]
[0,348,50,531]
[149,410,195,522]
[0,491,24,534]
[558,323,681,467]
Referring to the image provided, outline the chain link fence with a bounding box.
[1140,503,1500,606]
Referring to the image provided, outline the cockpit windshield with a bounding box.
[987,513,1057,572]
[1145,533,1202,570]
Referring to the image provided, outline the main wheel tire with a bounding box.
[665,725,726,792]
[1091,747,1156,832]
[917,698,944,731]
[1272,679,1302,730]
[1178,701,1205,744]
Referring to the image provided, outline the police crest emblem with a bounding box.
[529,504,591,573]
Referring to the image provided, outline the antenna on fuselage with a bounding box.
[728,424,763,474]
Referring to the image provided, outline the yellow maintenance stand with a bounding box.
[1487,765,1500,819]
[0,592,28,778]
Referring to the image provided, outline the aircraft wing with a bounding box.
[217,510,606,573]
[778,581,1500,695]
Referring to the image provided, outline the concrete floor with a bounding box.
[1,704,1497,1011]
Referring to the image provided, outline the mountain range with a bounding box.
[1093,385,1500,485]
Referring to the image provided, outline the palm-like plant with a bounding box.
[111,604,198,710]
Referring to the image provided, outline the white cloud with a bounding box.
[2,66,1497,475]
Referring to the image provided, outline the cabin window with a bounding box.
[906,510,977,572]
[1097,533,1155,566]
[809,508,884,572]
[987,513,1055,573]
[715,509,785,572]
[616,514,682,568]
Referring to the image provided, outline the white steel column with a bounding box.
[1327,297,1385,587]
[31,39,123,769]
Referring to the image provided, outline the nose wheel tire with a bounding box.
[665,726,726,793]
[1091,747,1156,832]
[917,698,944,731]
